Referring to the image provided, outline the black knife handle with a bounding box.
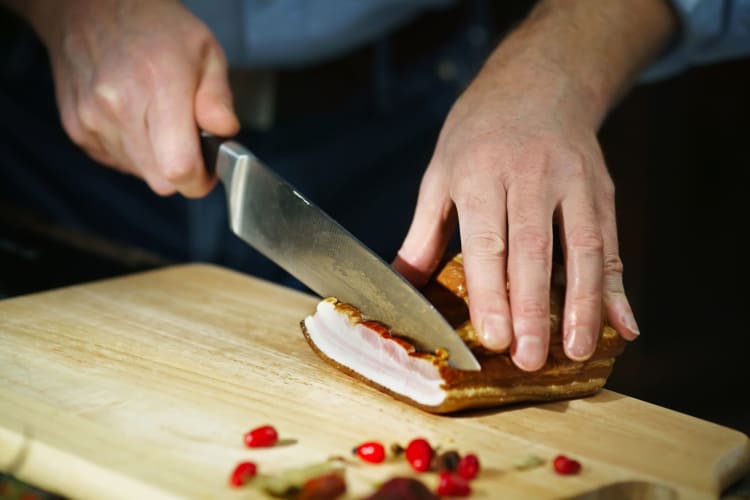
[200,131,227,176]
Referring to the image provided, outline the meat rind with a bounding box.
[301,254,626,414]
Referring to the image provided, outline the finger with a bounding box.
[507,184,555,371]
[147,64,213,198]
[194,44,240,137]
[141,170,178,196]
[558,185,604,361]
[118,119,176,195]
[455,179,513,352]
[598,180,640,340]
[114,118,176,195]
[394,164,457,287]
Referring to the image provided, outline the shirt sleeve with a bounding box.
[183,0,456,69]
[639,0,750,82]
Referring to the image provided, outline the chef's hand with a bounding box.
[394,0,676,371]
[15,0,240,197]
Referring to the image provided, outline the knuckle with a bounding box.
[603,253,625,275]
[569,291,602,309]
[449,137,508,185]
[93,82,124,116]
[515,297,547,319]
[463,137,498,166]
[162,158,197,183]
[512,226,551,260]
[567,226,604,253]
[564,150,588,178]
[464,231,507,259]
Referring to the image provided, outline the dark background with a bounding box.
[600,56,749,435]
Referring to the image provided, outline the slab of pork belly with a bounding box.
[303,298,449,407]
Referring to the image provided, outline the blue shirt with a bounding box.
[642,0,750,81]
[183,0,456,69]
[184,0,750,78]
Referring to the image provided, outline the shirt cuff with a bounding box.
[639,0,750,82]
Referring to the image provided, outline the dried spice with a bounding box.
[364,477,438,500]
[254,462,343,497]
[433,450,461,472]
[299,472,346,500]
[513,454,545,470]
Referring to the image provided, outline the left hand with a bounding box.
[393,36,638,372]
[394,0,674,371]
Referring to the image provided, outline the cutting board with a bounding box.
[0,264,748,499]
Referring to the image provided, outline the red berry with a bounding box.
[405,438,433,472]
[354,441,386,463]
[457,453,480,480]
[229,461,257,487]
[436,471,471,497]
[553,454,582,475]
[244,425,278,448]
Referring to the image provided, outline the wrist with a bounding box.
[483,0,677,128]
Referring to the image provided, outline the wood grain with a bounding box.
[0,264,747,499]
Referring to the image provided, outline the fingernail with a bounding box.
[480,314,511,351]
[513,336,546,371]
[622,312,640,336]
[565,328,594,360]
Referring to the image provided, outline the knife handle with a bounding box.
[199,131,226,176]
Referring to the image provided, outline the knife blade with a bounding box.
[201,133,480,371]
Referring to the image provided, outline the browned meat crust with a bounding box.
[301,254,626,414]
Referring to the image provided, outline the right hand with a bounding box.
[29,0,240,197]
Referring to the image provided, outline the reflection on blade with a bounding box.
[215,141,480,371]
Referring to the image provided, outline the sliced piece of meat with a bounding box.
[301,254,626,413]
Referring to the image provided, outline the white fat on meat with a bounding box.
[303,299,447,407]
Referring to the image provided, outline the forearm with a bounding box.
[483,0,677,128]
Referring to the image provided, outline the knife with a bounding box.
[200,132,480,371]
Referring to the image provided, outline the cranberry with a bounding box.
[436,471,471,497]
[354,441,386,463]
[405,438,433,472]
[457,453,480,480]
[553,454,582,475]
[244,425,279,448]
[229,461,257,487]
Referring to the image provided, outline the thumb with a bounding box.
[393,167,457,287]
[195,45,240,137]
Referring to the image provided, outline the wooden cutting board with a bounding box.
[0,264,747,499]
